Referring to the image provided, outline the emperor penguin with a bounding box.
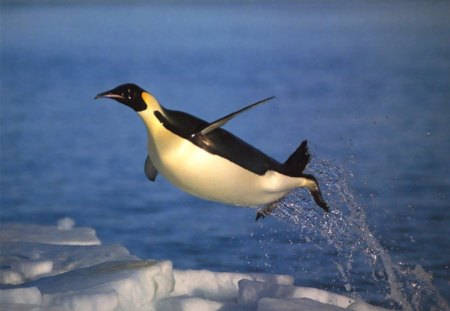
[95,83,329,220]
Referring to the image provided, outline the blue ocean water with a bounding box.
[1,1,449,309]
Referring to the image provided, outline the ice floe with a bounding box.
[0,219,390,311]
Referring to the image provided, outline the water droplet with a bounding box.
[270,158,446,311]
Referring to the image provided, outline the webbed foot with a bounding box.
[255,201,279,222]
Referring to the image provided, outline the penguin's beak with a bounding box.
[94,91,124,100]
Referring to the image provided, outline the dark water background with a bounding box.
[1,1,449,308]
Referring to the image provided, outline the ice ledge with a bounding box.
[0,222,100,246]
[0,219,390,311]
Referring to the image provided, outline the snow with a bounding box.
[155,296,247,311]
[172,269,294,301]
[0,287,41,305]
[238,279,356,308]
[0,223,100,245]
[57,217,76,230]
[35,260,174,310]
[258,298,348,311]
[0,219,390,311]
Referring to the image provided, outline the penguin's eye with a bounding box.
[123,89,134,100]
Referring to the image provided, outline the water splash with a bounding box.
[271,159,449,311]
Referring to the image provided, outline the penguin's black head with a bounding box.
[95,83,147,111]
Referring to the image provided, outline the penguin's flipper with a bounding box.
[196,96,275,136]
[144,155,158,181]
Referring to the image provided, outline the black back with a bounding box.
[154,109,283,176]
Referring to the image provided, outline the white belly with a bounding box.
[146,118,306,207]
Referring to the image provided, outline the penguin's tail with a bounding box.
[283,140,310,176]
[282,140,329,212]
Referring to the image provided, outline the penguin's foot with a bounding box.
[255,201,279,222]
